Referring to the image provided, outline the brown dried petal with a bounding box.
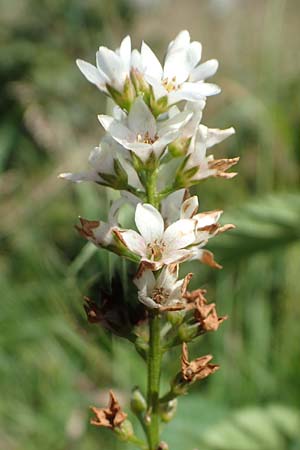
[181,343,220,383]
[200,250,223,269]
[76,217,99,239]
[208,156,240,178]
[90,391,127,429]
[193,291,228,332]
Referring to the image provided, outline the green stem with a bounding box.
[146,167,159,207]
[147,312,162,450]
[144,165,162,449]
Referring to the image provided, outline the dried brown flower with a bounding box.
[181,343,219,383]
[75,217,99,239]
[90,391,127,429]
[194,291,228,332]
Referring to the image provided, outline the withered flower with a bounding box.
[90,391,127,429]
[194,290,228,332]
[83,275,146,339]
[181,342,219,383]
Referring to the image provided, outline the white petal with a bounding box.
[163,48,192,84]
[161,189,186,225]
[91,221,114,247]
[158,110,192,136]
[131,49,144,72]
[88,146,114,174]
[190,59,219,82]
[200,125,235,148]
[180,81,221,99]
[98,115,136,146]
[119,35,131,71]
[145,74,168,100]
[116,229,146,256]
[76,59,108,89]
[194,210,223,228]
[152,130,179,158]
[168,30,190,52]
[97,47,127,91]
[180,196,199,219]
[135,203,164,243]
[141,41,163,80]
[126,142,153,162]
[164,38,201,84]
[134,268,156,293]
[162,248,194,265]
[58,171,100,183]
[157,265,178,291]
[163,219,196,250]
[138,293,160,309]
[187,41,203,69]
[128,97,156,138]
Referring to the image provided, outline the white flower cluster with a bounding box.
[60,31,238,312]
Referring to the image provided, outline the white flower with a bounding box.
[114,203,197,270]
[181,124,238,182]
[59,136,143,190]
[134,30,220,105]
[161,194,235,269]
[98,97,192,163]
[133,264,192,311]
[76,35,132,93]
[76,192,139,250]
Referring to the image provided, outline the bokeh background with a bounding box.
[1,0,300,449]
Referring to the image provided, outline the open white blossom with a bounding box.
[133,30,220,104]
[98,97,192,162]
[76,35,132,94]
[161,194,235,268]
[76,192,139,250]
[179,124,238,183]
[59,136,143,190]
[133,264,192,311]
[113,203,198,271]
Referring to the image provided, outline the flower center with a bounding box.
[162,76,180,92]
[147,240,166,261]
[152,287,170,305]
[136,131,158,144]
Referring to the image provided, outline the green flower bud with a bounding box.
[130,68,151,103]
[131,387,147,414]
[166,310,185,327]
[106,77,136,112]
[178,322,199,342]
[168,137,191,157]
[114,419,134,441]
[159,399,178,423]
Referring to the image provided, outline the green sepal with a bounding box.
[106,76,136,112]
[168,137,191,157]
[131,387,147,414]
[149,90,169,117]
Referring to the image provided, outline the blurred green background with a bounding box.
[1,0,300,449]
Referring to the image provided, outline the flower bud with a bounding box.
[149,92,168,117]
[114,419,134,441]
[170,372,188,396]
[106,76,136,112]
[131,387,147,414]
[178,322,199,342]
[131,68,151,102]
[166,310,185,327]
[168,137,191,157]
[157,441,169,450]
[159,399,178,423]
